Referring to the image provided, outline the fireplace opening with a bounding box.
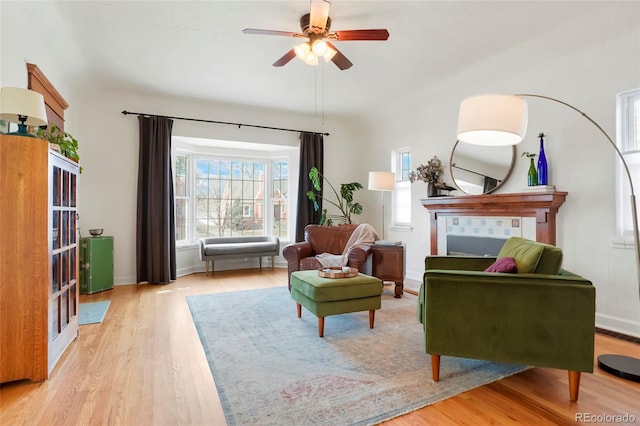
[447,235,507,257]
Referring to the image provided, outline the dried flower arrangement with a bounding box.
[409,155,445,184]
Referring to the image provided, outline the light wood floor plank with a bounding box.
[1,269,638,425]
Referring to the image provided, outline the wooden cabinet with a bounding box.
[371,244,405,298]
[0,134,79,383]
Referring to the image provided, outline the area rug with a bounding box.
[79,300,111,325]
[187,287,527,426]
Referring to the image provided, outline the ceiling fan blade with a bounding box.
[326,42,352,70]
[243,28,303,38]
[273,49,297,67]
[309,0,331,33]
[331,29,390,41]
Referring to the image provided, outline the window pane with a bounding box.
[175,155,187,197]
[272,161,288,239]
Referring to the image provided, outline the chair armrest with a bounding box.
[425,255,496,272]
[347,244,371,271]
[283,241,312,265]
[424,270,596,372]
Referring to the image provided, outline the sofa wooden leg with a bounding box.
[296,303,302,318]
[369,309,375,329]
[569,370,581,401]
[431,354,441,382]
[318,317,325,338]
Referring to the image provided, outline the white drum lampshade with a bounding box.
[457,94,528,146]
[0,87,48,136]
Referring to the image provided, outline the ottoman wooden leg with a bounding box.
[296,303,302,318]
[369,309,375,329]
[318,317,325,337]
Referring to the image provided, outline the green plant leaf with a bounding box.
[308,167,321,191]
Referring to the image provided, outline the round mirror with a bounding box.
[449,141,516,195]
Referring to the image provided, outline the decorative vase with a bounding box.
[537,133,548,185]
[427,181,438,197]
[527,158,538,186]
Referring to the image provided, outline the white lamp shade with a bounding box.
[0,87,48,127]
[368,171,395,191]
[457,94,528,146]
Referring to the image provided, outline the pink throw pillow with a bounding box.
[485,257,518,273]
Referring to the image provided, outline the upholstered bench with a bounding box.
[199,236,280,275]
[290,270,383,337]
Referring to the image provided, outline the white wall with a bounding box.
[357,3,640,337]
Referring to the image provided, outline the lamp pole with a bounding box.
[516,93,640,382]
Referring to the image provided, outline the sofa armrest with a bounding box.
[423,270,596,372]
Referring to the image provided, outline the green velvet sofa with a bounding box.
[417,237,596,401]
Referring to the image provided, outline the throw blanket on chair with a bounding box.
[316,224,380,267]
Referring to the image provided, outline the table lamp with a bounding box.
[368,171,395,240]
[457,93,640,382]
[0,87,48,137]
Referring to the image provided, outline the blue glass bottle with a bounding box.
[537,132,548,185]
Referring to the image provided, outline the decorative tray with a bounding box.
[318,267,359,279]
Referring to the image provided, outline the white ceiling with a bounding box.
[43,1,633,119]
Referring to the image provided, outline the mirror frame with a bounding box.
[449,140,516,195]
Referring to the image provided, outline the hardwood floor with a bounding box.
[1,268,638,425]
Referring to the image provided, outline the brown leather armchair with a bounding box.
[283,224,372,291]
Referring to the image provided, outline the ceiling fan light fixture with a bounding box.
[312,39,328,56]
[323,46,337,62]
[303,53,319,66]
[294,42,311,60]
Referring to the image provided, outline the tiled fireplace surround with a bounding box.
[420,192,568,255]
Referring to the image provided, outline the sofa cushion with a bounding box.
[484,257,518,273]
[497,237,544,273]
[535,244,564,275]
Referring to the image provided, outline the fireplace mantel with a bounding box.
[421,192,568,254]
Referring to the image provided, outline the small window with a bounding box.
[616,88,640,240]
[392,147,411,225]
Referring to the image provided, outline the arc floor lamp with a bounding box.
[456,93,640,382]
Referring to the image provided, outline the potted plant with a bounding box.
[306,167,363,225]
[36,124,80,163]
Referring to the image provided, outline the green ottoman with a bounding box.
[290,270,383,337]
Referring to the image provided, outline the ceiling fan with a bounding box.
[242,0,389,70]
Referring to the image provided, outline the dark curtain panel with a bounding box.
[483,177,499,193]
[295,132,324,242]
[136,116,176,284]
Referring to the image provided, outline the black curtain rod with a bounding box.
[121,110,329,136]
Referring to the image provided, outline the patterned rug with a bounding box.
[187,287,527,426]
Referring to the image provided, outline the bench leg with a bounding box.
[259,257,262,270]
[431,354,441,382]
[569,370,581,401]
[318,317,325,338]
[205,260,209,276]
[296,303,302,318]
[369,309,375,329]
[271,255,275,270]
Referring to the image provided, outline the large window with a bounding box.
[173,137,296,245]
[616,88,640,241]
[392,147,412,226]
